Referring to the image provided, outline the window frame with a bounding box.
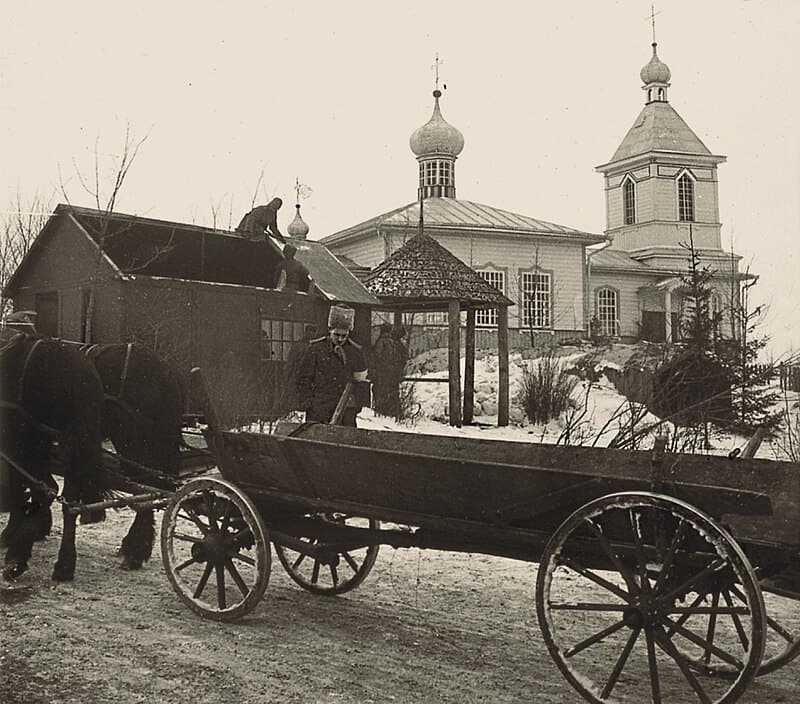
[623,176,636,225]
[260,317,311,363]
[475,267,506,327]
[520,270,552,329]
[677,171,695,222]
[596,287,620,337]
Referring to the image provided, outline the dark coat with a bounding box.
[236,198,285,242]
[296,336,367,425]
[274,258,312,292]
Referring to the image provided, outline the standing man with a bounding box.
[236,198,286,244]
[296,305,368,427]
[369,323,399,418]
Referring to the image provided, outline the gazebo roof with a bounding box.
[363,231,513,309]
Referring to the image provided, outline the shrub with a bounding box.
[517,352,579,425]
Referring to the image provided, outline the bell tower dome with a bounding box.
[409,88,464,200]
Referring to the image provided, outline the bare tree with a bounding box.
[0,192,53,317]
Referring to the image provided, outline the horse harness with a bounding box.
[81,342,139,420]
[0,334,60,436]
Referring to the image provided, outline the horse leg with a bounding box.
[0,479,28,548]
[52,472,82,581]
[118,508,155,570]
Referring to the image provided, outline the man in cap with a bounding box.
[235,198,286,244]
[295,305,368,427]
[0,310,37,344]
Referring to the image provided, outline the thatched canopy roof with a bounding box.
[364,232,513,310]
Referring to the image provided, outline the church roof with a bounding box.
[590,248,650,270]
[323,197,604,245]
[364,232,514,308]
[605,101,714,164]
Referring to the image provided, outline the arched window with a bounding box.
[678,172,695,222]
[623,177,636,225]
[596,288,619,337]
[658,87,665,100]
[647,88,653,102]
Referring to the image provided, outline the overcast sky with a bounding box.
[2,1,798,354]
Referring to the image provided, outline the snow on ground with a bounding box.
[356,349,800,462]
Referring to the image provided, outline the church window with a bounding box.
[678,172,695,222]
[439,161,452,186]
[419,163,424,189]
[596,288,619,337]
[476,270,505,326]
[424,161,437,186]
[647,88,653,102]
[521,272,551,329]
[623,177,636,225]
[658,88,665,100]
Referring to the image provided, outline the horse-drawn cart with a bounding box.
[159,418,800,704]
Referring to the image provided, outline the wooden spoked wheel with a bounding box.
[679,580,800,678]
[273,514,380,595]
[536,492,766,704]
[161,477,270,621]
[755,587,800,675]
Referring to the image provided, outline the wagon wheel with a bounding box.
[674,578,800,678]
[273,514,380,595]
[161,477,270,621]
[536,492,765,704]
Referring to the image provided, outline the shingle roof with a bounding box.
[608,102,715,163]
[323,197,604,244]
[364,232,513,308]
[43,205,377,305]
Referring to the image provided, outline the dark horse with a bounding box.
[0,334,106,581]
[83,343,185,569]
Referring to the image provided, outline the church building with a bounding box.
[322,40,746,348]
[321,88,605,347]
[592,41,745,342]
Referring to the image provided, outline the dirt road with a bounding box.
[2,507,799,704]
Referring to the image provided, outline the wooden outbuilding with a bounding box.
[3,204,378,421]
[364,231,513,426]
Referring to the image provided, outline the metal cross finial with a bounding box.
[649,3,660,44]
[432,53,443,91]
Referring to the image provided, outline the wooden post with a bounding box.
[448,301,462,427]
[393,311,403,329]
[498,306,509,426]
[463,308,476,424]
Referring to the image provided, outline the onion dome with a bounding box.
[640,42,671,85]
[409,90,464,158]
[287,203,309,239]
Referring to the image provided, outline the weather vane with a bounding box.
[294,177,312,205]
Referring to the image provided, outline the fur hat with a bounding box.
[4,310,37,329]
[327,305,355,332]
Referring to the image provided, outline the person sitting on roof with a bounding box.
[235,198,286,244]
[0,310,37,344]
[274,243,312,293]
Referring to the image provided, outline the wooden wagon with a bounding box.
[160,420,800,704]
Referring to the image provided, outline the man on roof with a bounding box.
[235,198,286,244]
[295,305,368,427]
[274,243,312,293]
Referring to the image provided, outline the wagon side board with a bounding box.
[214,424,799,550]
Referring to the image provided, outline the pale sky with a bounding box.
[2,1,798,355]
